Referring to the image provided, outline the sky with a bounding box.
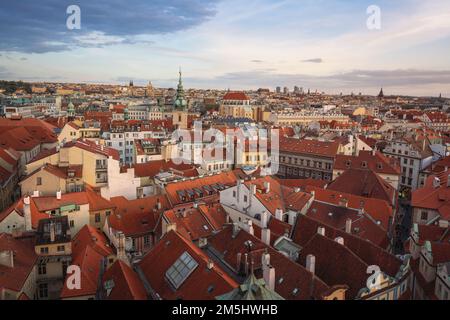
[0,0,450,96]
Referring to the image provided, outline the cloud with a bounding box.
[301,58,323,63]
[183,68,450,93]
[0,0,219,53]
[250,60,264,63]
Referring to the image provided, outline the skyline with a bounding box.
[1,0,450,96]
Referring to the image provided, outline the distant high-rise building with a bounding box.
[276,86,281,94]
[283,87,289,94]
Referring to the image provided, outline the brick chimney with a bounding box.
[261,211,269,229]
[261,228,271,246]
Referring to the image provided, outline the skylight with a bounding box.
[165,251,198,289]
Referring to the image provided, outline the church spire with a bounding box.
[174,68,187,110]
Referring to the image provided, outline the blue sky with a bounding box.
[1,0,450,96]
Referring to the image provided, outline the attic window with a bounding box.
[377,163,383,169]
[292,288,299,296]
[361,161,368,168]
[165,251,198,289]
[346,160,351,167]
[278,277,284,284]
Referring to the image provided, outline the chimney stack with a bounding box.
[56,190,62,200]
[23,196,32,232]
[264,181,271,193]
[262,253,275,290]
[335,237,344,245]
[261,228,271,246]
[156,198,162,210]
[317,226,325,236]
[236,252,242,273]
[306,254,316,275]
[116,232,129,265]
[0,250,14,268]
[166,223,177,233]
[261,211,269,229]
[275,208,283,221]
[246,220,254,236]
[345,218,352,234]
[207,259,214,270]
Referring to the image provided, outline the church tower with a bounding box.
[172,69,189,129]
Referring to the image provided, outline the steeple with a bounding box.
[378,88,384,98]
[174,68,187,110]
[67,100,75,117]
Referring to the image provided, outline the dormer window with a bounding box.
[361,161,368,168]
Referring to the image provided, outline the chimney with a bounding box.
[0,250,14,268]
[56,190,62,200]
[246,220,254,236]
[198,238,208,248]
[23,196,32,232]
[32,190,40,197]
[116,232,128,264]
[433,177,441,188]
[335,237,344,245]
[207,259,214,270]
[250,184,256,195]
[236,252,242,272]
[438,220,449,228]
[166,223,177,233]
[263,265,276,291]
[264,181,270,193]
[261,228,271,246]
[261,211,269,229]
[294,187,301,193]
[49,221,56,243]
[339,197,348,208]
[345,218,352,234]
[306,254,316,274]
[232,223,240,238]
[156,198,162,210]
[317,226,325,236]
[275,208,283,221]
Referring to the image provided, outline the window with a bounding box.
[244,195,248,203]
[57,245,65,252]
[144,235,151,247]
[39,283,48,298]
[38,262,47,275]
[165,251,198,289]
[105,211,111,217]
[40,247,49,254]
[37,177,42,185]
[95,213,101,223]
[70,220,75,228]
[233,191,236,198]
[421,211,428,221]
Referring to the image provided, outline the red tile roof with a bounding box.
[207,225,331,300]
[109,195,170,237]
[223,92,250,101]
[165,171,237,206]
[133,160,197,178]
[327,169,396,206]
[102,260,147,300]
[0,233,38,292]
[279,137,339,158]
[243,176,312,215]
[138,230,238,300]
[412,169,450,221]
[334,151,401,175]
